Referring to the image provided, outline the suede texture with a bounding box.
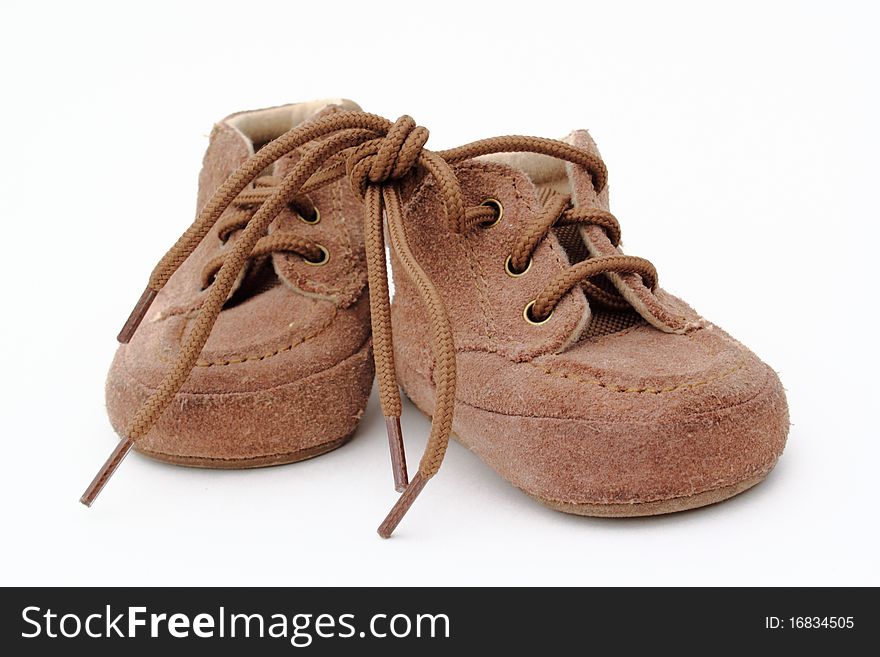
[390,135,789,510]
[106,102,374,466]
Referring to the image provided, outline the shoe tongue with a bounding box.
[482,146,647,341]
[542,188,643,339]
[265,103,350,178]
[196,124,254,214]
[202,99,362,200]
[195,103,346,212]
[562,130,692,334]
[228,98,360,154]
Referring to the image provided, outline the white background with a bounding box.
[1,0,877,586]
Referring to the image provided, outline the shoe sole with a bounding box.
[402,372,771,518]
[522,471,767,517]
[133,431,356,469]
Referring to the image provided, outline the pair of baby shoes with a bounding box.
[82,99,789,537]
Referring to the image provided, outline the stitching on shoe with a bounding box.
[332,179,365,298]
[144,303,341,368]
[452,162,584,351]
[284,187,349,299]
[402,370,780,507]
[460,235,495,341]
[407,348,747,396]
[120,333,371,397]
[451,360,768,420]
[482,162,584,346]
[193,306,339,366]
[402,359,773,425]
[526,359,746,394]
[269,178,359,303]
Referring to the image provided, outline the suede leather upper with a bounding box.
[105,103,374,465]
[390,130,789,508]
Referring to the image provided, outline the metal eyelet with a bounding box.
[523,300,552,326]
[303,244,330,266]
[505,254,532,278]
[299,205,320,225]
[478,198,503,228]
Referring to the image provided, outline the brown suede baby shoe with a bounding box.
[82,100,379,504]
[373,127,790,536]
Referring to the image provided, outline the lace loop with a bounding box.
[200,233,323,290]
[559,207,621,246]
[501,192,644,314]
[202,175,323,288]
[531,255,658,322]
[509,193,572,272]
[369,115,429,183]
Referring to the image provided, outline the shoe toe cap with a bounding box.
[104,289,373,464]
[454,323,789,506]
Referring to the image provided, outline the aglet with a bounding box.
[80,438,133,507]
[377,471,428,538]
[117,287,158,343]
[385,416,408,492]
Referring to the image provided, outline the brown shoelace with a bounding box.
[489,191,657,321]
[201,175,326,289]
[80,111,658,537]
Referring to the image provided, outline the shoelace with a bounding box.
[200,175,327,289]
[499,192,657,321]
[80,111,659,537]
